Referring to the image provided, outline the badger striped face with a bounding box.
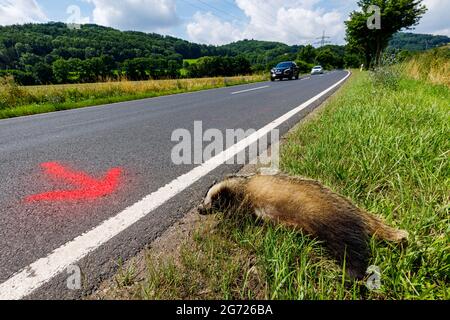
[198,177,248,215]
[198,183,221,214]
[198,181,232,215]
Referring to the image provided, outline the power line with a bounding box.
[193,0,279,33]
[314,30,331,47]
[182,0,322,47]
[195,0,243,21]
[235,2,319,45]
[179,0,210,16]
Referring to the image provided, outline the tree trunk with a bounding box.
[375,34,382,66]
[365,52,371,70]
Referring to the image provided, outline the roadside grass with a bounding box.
[98,68,449,300]
[0,74,267,120]
[403,46,450,87]
[280,71,449,299]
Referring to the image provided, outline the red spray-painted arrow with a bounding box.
[26,162,123,202]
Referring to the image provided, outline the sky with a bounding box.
[0,0,449,46]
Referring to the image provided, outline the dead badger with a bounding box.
[198,174,408,279]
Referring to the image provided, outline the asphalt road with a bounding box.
[0,70,349,299]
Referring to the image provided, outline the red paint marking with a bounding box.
[27,162,123,202]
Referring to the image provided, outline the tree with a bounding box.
[187,56,252,78]
[19,53,42,69]
[99,55,116,80]
[32,62,54,84]
[316,49,341,70]
[232,56,252,75]
[298,45,317,64]
[167,59,181,78]
[345,0,427,68]
[80,57,103,83]
[344,51,363,68]
[123,58,152,80]
[52,59,70,83]
[52,58,82,83]
[295,60,314,74]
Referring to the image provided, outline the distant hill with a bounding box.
[0,22,214,64]
[1,23,448,85]
[0,23,296,68]
[389,32,450,51]
[0,23,298,84]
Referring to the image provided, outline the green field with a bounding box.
[97,56,449,300]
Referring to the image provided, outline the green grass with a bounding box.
[0,75,267,120]
[99,70,449,300]
[280,71,449,299]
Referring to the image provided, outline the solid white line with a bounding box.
[231,85,270,95]
[0,71,351,300]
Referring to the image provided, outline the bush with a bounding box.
[295,60,314,74]
[187,56,252,78]
[0,76,35,109]
[371,66,402,89]
[370,54,402,89]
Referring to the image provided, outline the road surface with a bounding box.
[0,71,350,299]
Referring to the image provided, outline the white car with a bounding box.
[311,66,324,75]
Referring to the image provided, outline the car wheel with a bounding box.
[270,77,275,82]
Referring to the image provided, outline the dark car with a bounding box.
[270,61,300,81]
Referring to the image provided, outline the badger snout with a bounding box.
[198,203,208,215]
[198,199,214,215]
[198,181,219,215]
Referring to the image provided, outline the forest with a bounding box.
[0,22,448,85]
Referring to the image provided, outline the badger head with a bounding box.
[198,177,248,215]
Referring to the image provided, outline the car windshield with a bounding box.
[276,63,291,68]
[313,66,322,69]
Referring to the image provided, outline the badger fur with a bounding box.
[198,174,408,279]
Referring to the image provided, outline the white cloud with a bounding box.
[0,0,47,25]
[186,0,346,45]
[186,0,450,46]
[86,0,179,31]
[187,12,245,45]
[414,0,450,36]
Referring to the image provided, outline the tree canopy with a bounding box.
[346,0,427,68]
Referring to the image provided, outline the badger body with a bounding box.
[199,174,408,279]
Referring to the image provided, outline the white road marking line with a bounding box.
[231,85,270,95]
[0,71,351,300]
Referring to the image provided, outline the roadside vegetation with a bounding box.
[97,49,449,300]
[403,46,450,87]
[0,74,267,119]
